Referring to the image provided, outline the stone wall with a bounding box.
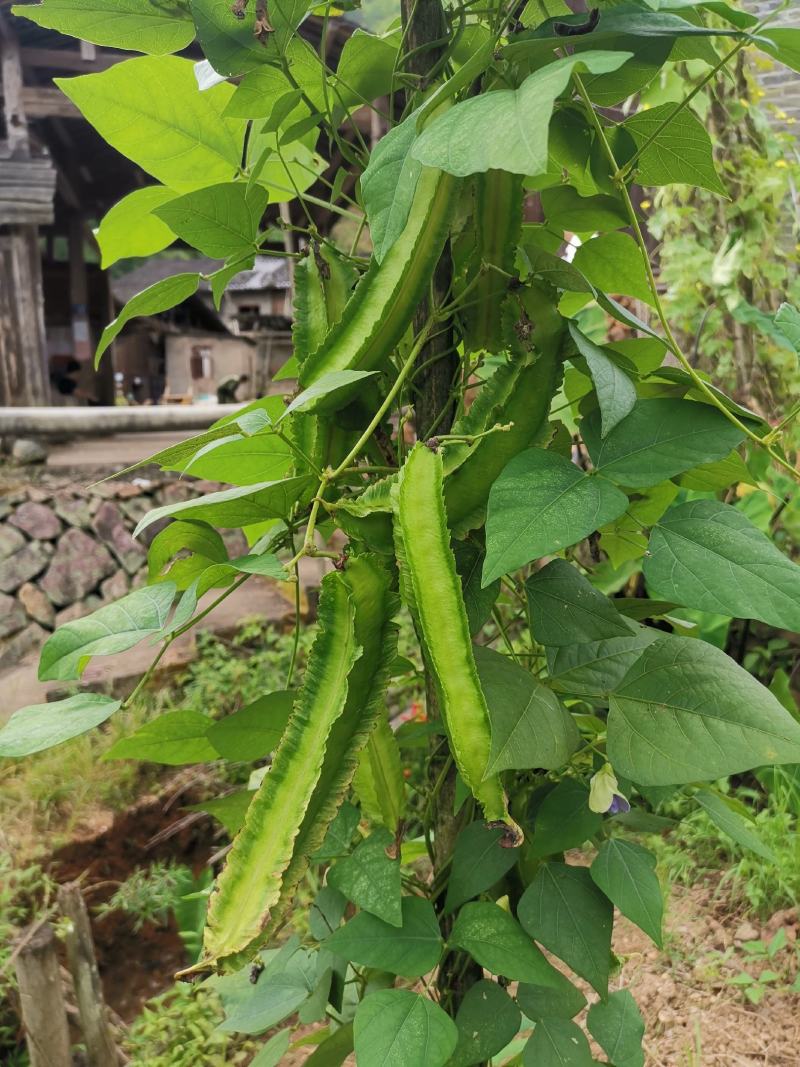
[746,1,800,126]
[0,468,248,671]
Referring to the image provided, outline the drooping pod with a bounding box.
[203,571,361,969]
[298,167,457,413]
[394,443,521,839]
[461,170,524,355]
[202,555,398,971]
[445,283,565,536]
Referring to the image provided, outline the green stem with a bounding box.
[573,73,799,482]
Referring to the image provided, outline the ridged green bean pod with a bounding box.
[298,167,457,412]
[395,443,521,839]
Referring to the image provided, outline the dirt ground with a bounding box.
[614,883,800,1067]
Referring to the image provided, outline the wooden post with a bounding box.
[0,9,51,408]
[58,884,119,1067]
[13,922,73,1067]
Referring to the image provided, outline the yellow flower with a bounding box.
[787,118,797,126]
[739,98,750,109]
[775,159,788,168]
[640,199,652,210]
[777,109,788,119]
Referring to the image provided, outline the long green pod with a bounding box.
[445,284,565,536]
[202,572,360,970]
[395,443,521,840]
[463,170,524,354]
[298,167,457,412]
[265,554,399,937]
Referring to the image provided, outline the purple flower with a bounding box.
[607,793,631,815]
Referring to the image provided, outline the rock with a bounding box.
[55,596,102,628]
[115,482,142,499]
[91,482,118,500]
[18,582,56,628]
[118,496,152,526]
[0,525,26,561]
[53,492,93,528]
[0,500,11,520]
[137,515,170,547]
[40,528,115,607]
[221,529,248,559]
[100,570,129,603]
[92,502,146,575]
[11,438,47,464]
[156,482,193,506]
[0,592,26,638]
[26,487,51,504]
[9,501,62,540]
[0,622,47,669]
[734,922,760,943]
[0,541,52,593]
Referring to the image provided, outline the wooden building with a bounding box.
[0,2,354,409]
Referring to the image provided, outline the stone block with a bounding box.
[18,582,56,628]
[0,592,26,638]
[40,528,115,606]
[118,497,152,526]
[53,492,93,528]
[100,570,129,603]
[115,482,143,499]
[0,541,52,593]
[55,596,102,628]
[0,525,26,561]
[92,502,146,575]
[156,482,194,506]
[26,487,51,504]
[9,501,62,540]
[11,438,47,464]
[0,623,47,670]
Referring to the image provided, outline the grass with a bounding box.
[649,784,800,920]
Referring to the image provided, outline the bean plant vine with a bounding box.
[4,0,800,1063]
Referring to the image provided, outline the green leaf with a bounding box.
[582,399,746,488]
[0,694,121,758]
[133,476,310,537]
[325,897,442,978]
[518,863,613,996]
[483,448,628,584]
[475,644,579,774]
[608,634,800,785]
[56,57,244,193]
[452,980,521,1067]
[192,0,276,76]
[541,186,628,232]
[269,0,311,53]
[212,940,316,1034]
[12,0,195,53]
[181,434,292,486]
[516,970,587,1022]
[224,65,297,118]
[361,114,422,263]
[526,559,633,646]
[280,370,380,419]
[304,1022,354,1066]
[449,902,561,985]
[444,821,521,915]
[774,301,800,352]
[622,103,727,195]
[531,780,603,858]
[148,519,228,581]
[153,182,268,259]
[573,232,654,306]
[590,839,663,947]
[587,990,644,1065]
[518,242,592,293]
[644,499,800,632]
[569,323,637,437]
[759,28,800,74]
[328,829,402,927]
[453,541,500,637]
[695,789,776,862]
[94,186,177,268]
[96,272,200,364]
[523,1019,593,1067]
[309,886,347,942]
[38,583,176,681]
[313,801,360,861]
[105,710,217,765]
[412,52,631,176]
[249,1030,291,1067]
[207,691,296,761]
[354,989,457,1067]
[547,629,659,701]
[191,790,252,836]
[677,450,755,492]
[333,28,399,115]
[599,480,678,569]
